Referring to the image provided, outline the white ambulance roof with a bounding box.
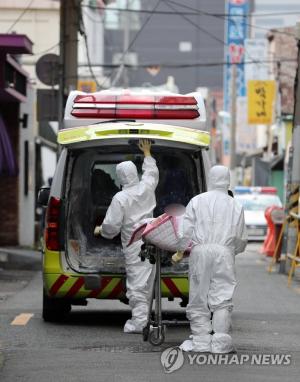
[63,89,207,130]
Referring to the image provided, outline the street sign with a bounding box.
[248,80,276,124]
[223,0,249,111]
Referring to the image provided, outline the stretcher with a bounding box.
[140,244,189,346]
[141,244,166,345]
[129,206,188,346]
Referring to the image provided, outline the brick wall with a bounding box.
[0,103,19,245]
[269,27,298,115]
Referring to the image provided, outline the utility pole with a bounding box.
[230,64,237,184]
[58,0,80,129]
[285,22,300,271]
[291,22,300,198]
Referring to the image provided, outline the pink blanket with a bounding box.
[128,213,182,252]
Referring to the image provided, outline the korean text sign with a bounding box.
[248,80,276,125]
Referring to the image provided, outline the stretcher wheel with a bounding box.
[142,324,150,341]
[149,255,156,264]
[149,326,165,346]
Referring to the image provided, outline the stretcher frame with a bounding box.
[140,244,187,346]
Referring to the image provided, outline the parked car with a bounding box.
[235,187,282,241]
[39,89,211,321]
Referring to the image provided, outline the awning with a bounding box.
[0,114,17,176]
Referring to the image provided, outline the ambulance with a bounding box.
[40,89,211,321]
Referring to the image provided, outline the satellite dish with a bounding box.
[36,54,60,86]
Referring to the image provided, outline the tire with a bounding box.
[149,326,165,346]
[42,289,71,322]
[143,324,150,342]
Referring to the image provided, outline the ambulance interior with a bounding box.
[65,145,205,274]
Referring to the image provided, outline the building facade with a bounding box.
[0,34,35,246]
[102,0,226,93]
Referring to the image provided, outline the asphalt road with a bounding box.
[1,243,300,382]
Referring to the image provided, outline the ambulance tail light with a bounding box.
[45,197,61,251]
[70,95,200,120]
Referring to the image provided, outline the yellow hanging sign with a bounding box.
[248,80,276,125]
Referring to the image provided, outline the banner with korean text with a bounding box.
[248,80,276,125]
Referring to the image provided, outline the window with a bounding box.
[104,0,141,30]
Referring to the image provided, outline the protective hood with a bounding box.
[116,161,139,188]
[208,165,230,191]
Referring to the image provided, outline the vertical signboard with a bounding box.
[223,0,249,111]
[244,39,269,81]
[236,96,257,152]
[248,80,276,125]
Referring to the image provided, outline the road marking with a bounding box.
[11,313,34,326]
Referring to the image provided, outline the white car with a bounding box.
[235,187,282,241]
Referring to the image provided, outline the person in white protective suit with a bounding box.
[94,139,159,333]
[173,165,247,353]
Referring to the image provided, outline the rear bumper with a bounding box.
[43,273,189,300]
[43,249,189,300]
[246,225,267,241]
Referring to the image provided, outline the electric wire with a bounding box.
[108,0,163,88]
[6,0,35,33]
[77,58,297,69]
[32,43,60,56]
[77,3,103,88]
[81,1,300,37]
[81,3,300,19]
[165,0,297,38]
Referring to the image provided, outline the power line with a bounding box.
[77,3,103,89]
[77,58,297,69]
[32,43,60,56]
[164,1,227,47]
[82,0,298,41]
[81,2,300,37]
[165,0,293,72]
[82,8,112,49]
[81,3,300,18]
[6,0,35,33]
[165,0,296,38]
[165,0,260,68]
[109,0,162,87]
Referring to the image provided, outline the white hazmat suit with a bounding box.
[101,157,159,333]
[177,165,247,353]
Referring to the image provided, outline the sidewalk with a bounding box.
[0,247,41,271]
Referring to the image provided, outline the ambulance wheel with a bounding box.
[42,289,71,322]
[149,326,165,346]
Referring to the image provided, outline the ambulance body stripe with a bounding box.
[107,280,123,298]
[65,277,85,298]
[163,278,182,297]
[49,275,69,296]
[87,277,113,298]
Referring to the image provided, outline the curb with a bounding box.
[0,247,42,271]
